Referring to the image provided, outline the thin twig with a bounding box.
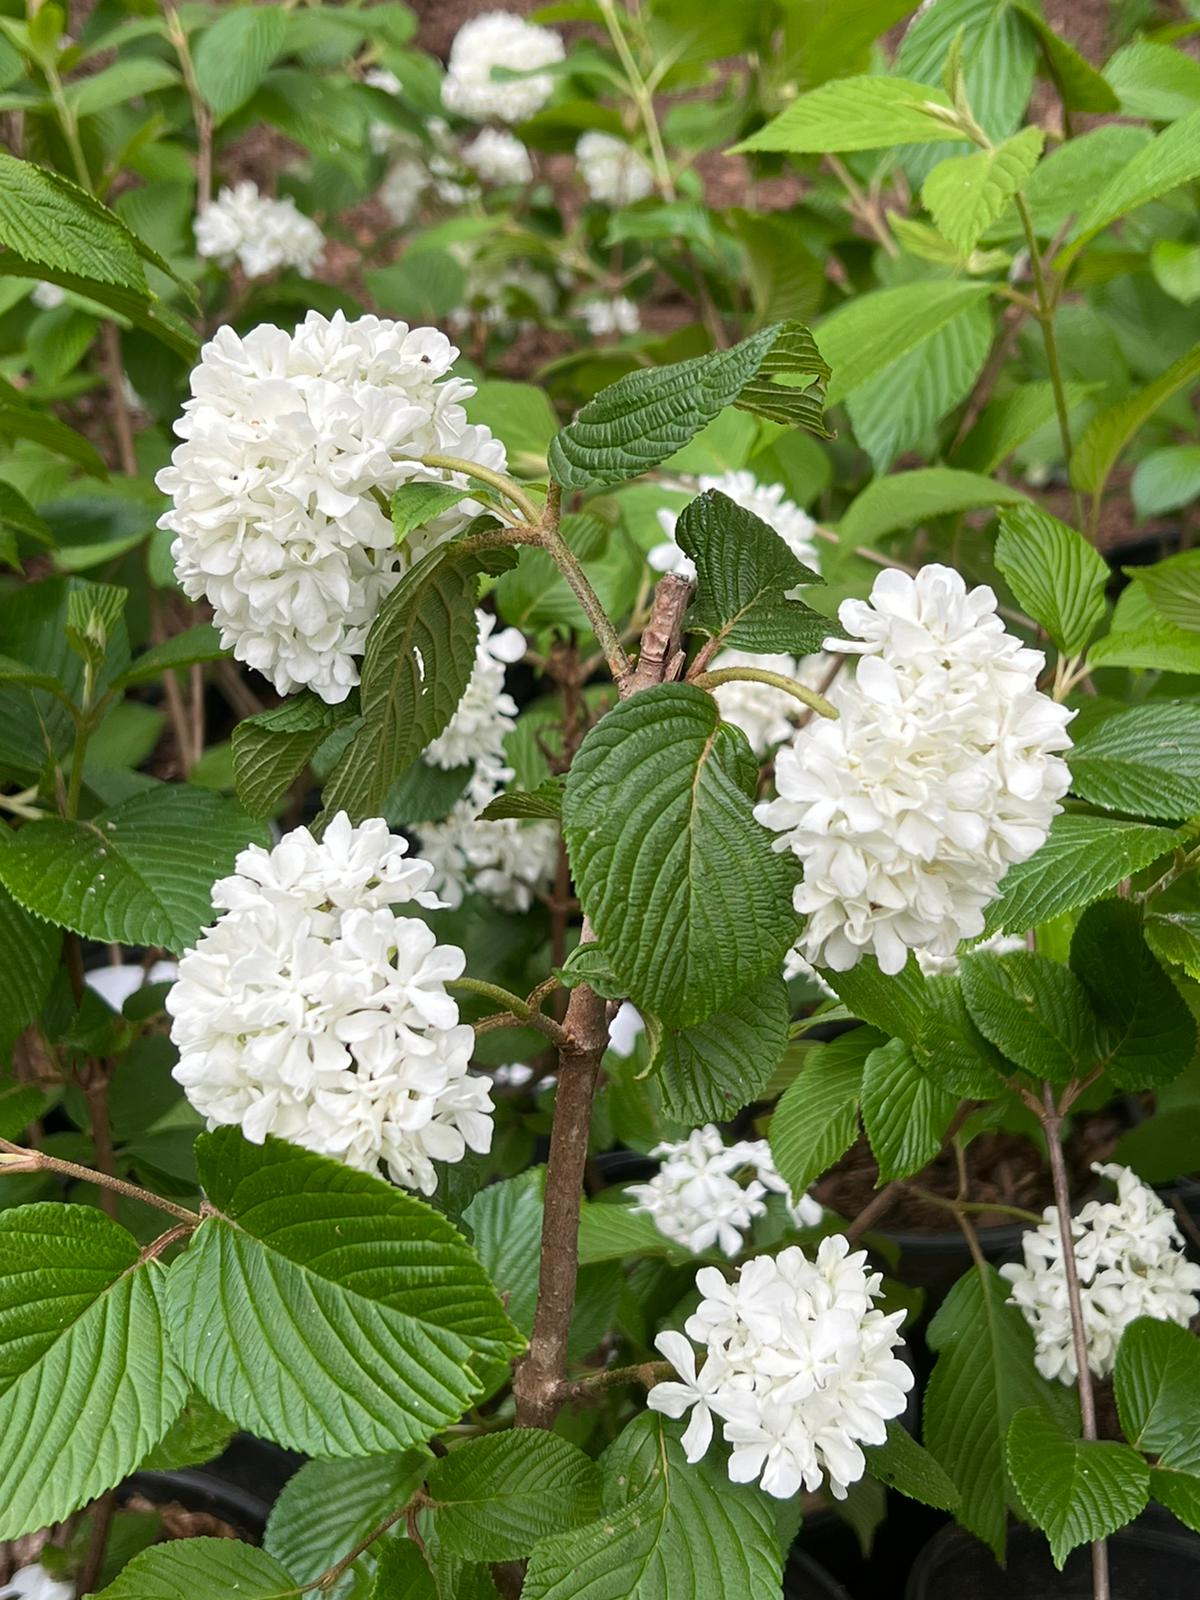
[691,665,838,720]
[161,0,212,208]
[0,1137,201,1224]
[76,1491,116,1599]
[556,1359,672,1403]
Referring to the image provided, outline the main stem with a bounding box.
[1040,1081,1110,1600]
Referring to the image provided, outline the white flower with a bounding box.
[166,814,493,1195]
[463,127,533,186]
[194,182,325,279]
[380,154,430,224]
[450,257,556,331]
[492,1061,535,1088]
[757,564,1074,975]
[579,295,640,338]
[1002,1163,1200,1383]
[914,929,1026,977]
[576,131,655,206]
[364,66,405,155]
[157,311,506,703]
[650,470,821,583]
[86,958,178,1011]
[607,1000,645,1057]
[414,769,559,914]
[630,1125,822,1258]
[0,1565,72,1600]
[423,610,525,772]
[650,1236,912,1499]
[441,11,564,123]
[30,281,65,311]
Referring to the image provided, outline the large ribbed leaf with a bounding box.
[0,1204,187,1540]
[165,1132,522,1457]
[561,684,800,1026]
[651,973,790,1121]
[1007,1410,1148,1567]
[995,503,1109,658]
[734,77,966,155]
[0,881,58,1052]
[1069,703,1200,821]
[232,693,353,819]
[0,786,268,951]
[768,1028,878,1197]
[959,951,1098,1083]
[89,1539,296,1600]
[861,1037,957,1180]
[1114,1317,1200,1475]
[428,1432,601,1561]
[523,1414,782,1600]
[547,321,830,492]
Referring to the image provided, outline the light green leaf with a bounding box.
[924,1264,1076,1559]
[1023,125,1152,238]
[651,973,790,1122]
[959,950,1098,1082]
[861,1037,956,1181]
[0,786,269,952]
[523,1413,782,1600]
[1014,3,1118,113]
[547,320,831,492]
[818,280,991,407]
[136,1395,235,1474]
[193,4,289,117]
[1089,589,1200,674]
[561,683,799,1026]
[0,152,145,291]
[1151,240,1200,307]
[0,881,59,1053]
[983,814,1184,936]
[863,1420,959,1511]
[66,578,127,678]
[1128,550,1200,636]
[1007,1408,1148,1567]
[733,76,967,155]
[1065,107,1200,260]
[955,380,1098,474]
[466,381,559,476]
[1072,342,1200,498]
[429,1432,601,1561]
[1132,446,1200,520]
[840,467,1027,546]
[265,1453,430,1598]
[113,624,225,689]
[1114,1317,1200,1473]
[232,693,353,819]
[769,1027,878,1197]
[994,502,1108,656]
[0,1204,187,1540]
[1145,912,1200,982]
[1069,703,1200,820]
[89,1538,297,1600]
[1104,40,1200,124]
[463,1169,544,1338]
[675,489,834,656]
[165,1131,523,1457]
[555,941,625,998]
[65,57,178,119]
[577,1198,706,1266]
[923,128,1044,256]
[392,483,476,546]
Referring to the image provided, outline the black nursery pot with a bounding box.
[784,1547,855,1600]
[906,1510,1200,1599]
[121,1436,303,1542]
[879,1220,1024,1312]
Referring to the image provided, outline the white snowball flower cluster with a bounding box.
[463,127,533,186]
[579,295,641,337]
[441,11,564,123]
[576,131,656,205]
[650,1236,913,1499]
[194,182,325,280]
[157,311,505,703]
[757,564,1074,974]
[167,814,493,1195]
[380,153,429,225]
[630,1126,822,1257]
[0,1564,72,1600]
[423,610,525,772]
[30,280,65,311]
[650,469,822,583]
[1002,1162,1200,1383]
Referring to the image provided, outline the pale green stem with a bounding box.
[418,454,543,525]
[692,665,839,721]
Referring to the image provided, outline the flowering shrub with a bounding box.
[1,4,1200,1600]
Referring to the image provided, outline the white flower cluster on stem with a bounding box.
[579,295,641,338]
[194,182,325,279]
[1002,1162,1200,1382]
[166,814,493,1195]
[157,311,505,703]
[441,11,564,123]
[629,1125,822,1257]
[576,131,656,205]
[758,564,1074,974]
[463,127,533,186]
[649,1236,913,1498]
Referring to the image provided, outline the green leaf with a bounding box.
[1106,40,1200,123]
[1132,446,1200,520]
[1115,1316,1200,1474]
[478,777,563,821]
[0,479,52,548]
[555,941,625,999]
[861,1037,956,1181]
[1072,342,1200,498]
[1069,703,1200,820]
[924,1264,1076,1559]
[89,1539,297,1600]
[818,280,991,408]
[0,881,59,1053]
[320,545,483,821]
[0,402,108,477]
[577,1199,703,1267]
[1089,595,1200,674]
[232,693,351,819]
[994,502,1108,657]
[959,950,1097,1082]
[462,1169,544,1338]
[392,483,476,546]
[1128,550,1200,637]
[65,56,179,119]
[113,625,225,690]
[734,76,967,155]
[384,758,473,827]
[547,320,831,492]
[1151,240,1200,307]
[372,1541,499,1600]
[651,973,790,1122]
[428,1432,601,1561]
[1063,107,1200,261]
[561,683,799,1026]
[66,579,128,678]
[863,1420,959,1511]
[467,381,559,476]
[1070,900,1196,1089]
[193,4,289,117]
[523,1413,782,1600]
[769,1027,878,1197]
[923,128,1044,256]
[0,787,268,952]
[265,1453,430,1598]
[983,814,1184,936]
[955,381,1098,475]
[165,1131,523,1458]
[1014,3,1118,113]
[136,1395,235,1473]
[840,468,1027,547]
[1007,1408,1148,1568]
[1145,912,1200,982]
[675,489,834,655]
[0,152,145,292]
[0,1204,187,1540]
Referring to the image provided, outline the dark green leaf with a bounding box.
[768,1027,879,1197]
[959,950,1098,1082]
[232,694,353,820]
[1007,1408,1148,1567]
[478,777,564,821]
[863,1421,959,1511]
[651,973,789,1121]
[114,626,225,690]
[1069,703,1200,820]
[1114,1316,1200,1474]
[428,1432,601,1561]
[861,1037,957,1181]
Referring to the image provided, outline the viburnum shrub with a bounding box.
[2,4,1200,1600]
